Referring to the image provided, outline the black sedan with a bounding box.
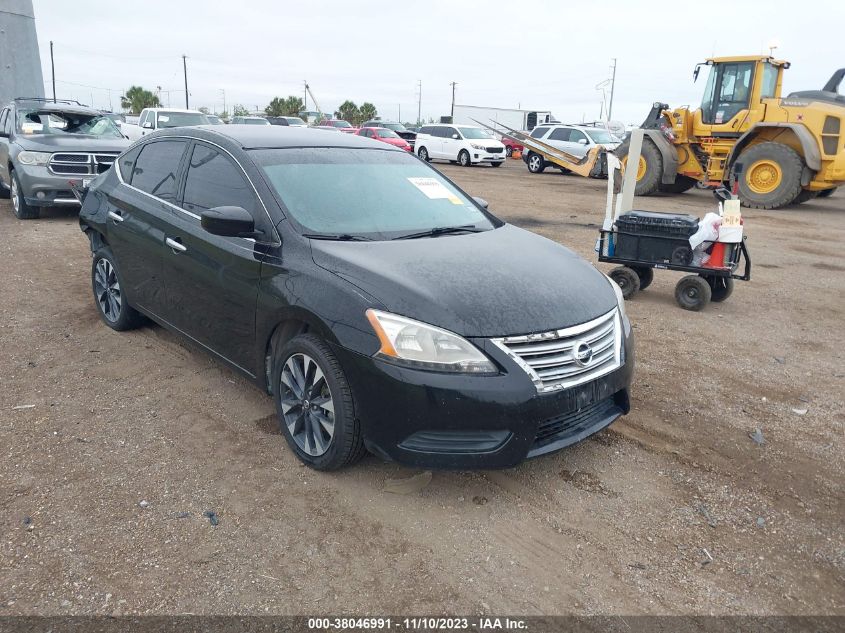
[79,125,634,470]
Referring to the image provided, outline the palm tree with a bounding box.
[359,102,377,123]
[336,100,359,124]
[120,86,161,114]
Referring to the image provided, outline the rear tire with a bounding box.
[675,275,711,311]
[703,275,734,302]
[527,152,546,174]
[615,137,663,196]
[631,266,654,291]
[458,150,471,167]
[609,266,640,299]
[417,146,430,162]
[91,247,145,331]
[10,170,40,220]
[659,175,697,194]
[272,334,366,471]
[736,142,804,209]
[792,189,818,204]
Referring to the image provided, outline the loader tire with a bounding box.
[793,189,818,204]
[736,142,804,209]
[658,175,698,194]
[616,137,662,196]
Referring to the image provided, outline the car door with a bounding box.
[161,140,268,374]
[107,138,189,317]
[567,129,590,158]
[545,127,572,154]
[0,108,10,187]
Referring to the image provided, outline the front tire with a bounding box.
[91,247,145,331]
[417,146,430,162]
[527,152,546,174]
[703,275,734,302]
[272,334,366,471]
[490,161,503,168]
[458,150,471,167]
[609,266,640,299]
[675,275,711,311]
[505,146,513,158]
[10,170,40,220]
[736,142,804,209]
[615,137,663,196]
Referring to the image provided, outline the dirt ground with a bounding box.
[0,159,843,617]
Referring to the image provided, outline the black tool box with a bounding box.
[613,210,699,265]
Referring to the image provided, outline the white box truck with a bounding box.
[452,105,557,132]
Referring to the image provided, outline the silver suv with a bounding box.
[0,98,130,219]
[522,123,621,174]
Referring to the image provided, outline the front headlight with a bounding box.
[366,309,497,374]
[605,274,627,320]
[470,143,486,150]
[17,151,52,166]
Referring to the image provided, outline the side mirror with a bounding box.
[473,196,489,209]
[452,133,459,139]
[142,121,153,129]
[201,206,262,239]
[577,138,588,145]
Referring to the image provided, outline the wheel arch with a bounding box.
[728,123,821,176]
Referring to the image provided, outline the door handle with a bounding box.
[108,210,124,223]
[165,237,187,253]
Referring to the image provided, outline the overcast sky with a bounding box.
[31,0,843,124]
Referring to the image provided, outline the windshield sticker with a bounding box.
[407,177,462,204]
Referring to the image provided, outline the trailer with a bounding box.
[452,105,556,132]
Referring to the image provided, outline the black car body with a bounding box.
[79,125,633,470]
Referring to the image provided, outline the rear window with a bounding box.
[156,111,209,128]
[530,127,550,139]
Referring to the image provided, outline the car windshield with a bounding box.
[328,120,352,128]
[586,129,616,143]
[244,118,270,125]
[380,122,406,132]
[253,148,496,240]
[156,112,209,128]
[206,115,221,124]
[457,127,492,139]
[285,117,306,125]
[16,109,124,137]
[375,128,399,138]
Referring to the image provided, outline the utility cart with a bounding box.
[597,131,751,311]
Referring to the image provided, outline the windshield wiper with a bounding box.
[393,224,483,240]
[302,233,372,241]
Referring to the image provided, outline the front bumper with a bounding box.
[470,150,506,164]
[14,164,83,207]
[332,321,634,469]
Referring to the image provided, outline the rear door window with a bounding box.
[530,127,550,139]
[549,128,571,141]
[117,145,142,182]
[569,129,588,144]
[130,139,187,203]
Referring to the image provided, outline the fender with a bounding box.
[727,123,821,172]
[641,130,679,184]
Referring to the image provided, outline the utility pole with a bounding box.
[219,88,226,117]
[416,80,422,125]
[608,58,617,120]
[182,54,189,108]
[49,41,56,103]
[304,81,308,110]
[398,104,401,121]
[450,81,457,119]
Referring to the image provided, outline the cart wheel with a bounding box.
[609,266,640,300]
[702,275,734,302]
[631,266,654,291]
[675,275,712,311]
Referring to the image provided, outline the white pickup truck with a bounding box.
[121,108,210,142]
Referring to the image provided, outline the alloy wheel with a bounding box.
[279,353,335,456]
[529,155,541,171]
[11,177,19,213]
[459,152,469,166]
[94,258,122,322]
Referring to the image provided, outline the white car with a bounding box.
[121,108,210,142]
[415,124,505,167]
[523,124,621,173]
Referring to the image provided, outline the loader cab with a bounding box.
[694,56,786,134]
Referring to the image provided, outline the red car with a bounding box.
[320,119,358,133]
[500,134,524,157]
[357,127,413,151]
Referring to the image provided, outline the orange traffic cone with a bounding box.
[704,242,727,269]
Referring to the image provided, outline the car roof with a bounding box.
[12,100,101,116]
[146,107,205,114]
[147,125,403,150]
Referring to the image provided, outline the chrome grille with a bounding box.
[48,152,119,176]
[491,309,622,393]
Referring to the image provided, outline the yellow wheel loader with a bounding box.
[614,57,845,208]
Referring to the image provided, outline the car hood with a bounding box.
[15,135,131,152]
[310,223,617,337]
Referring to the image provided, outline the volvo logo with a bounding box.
[573,341,594,367]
